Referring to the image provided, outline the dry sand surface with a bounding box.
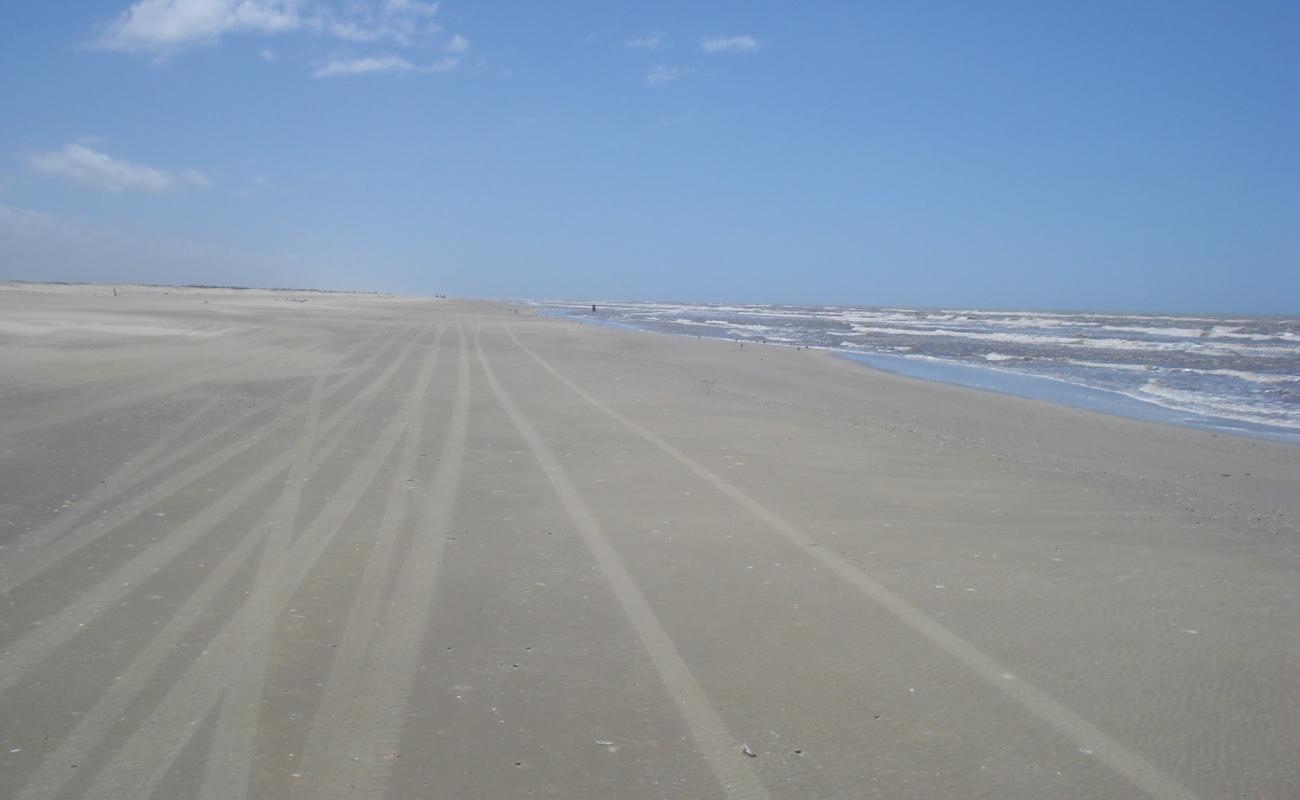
[0,282,1297,800]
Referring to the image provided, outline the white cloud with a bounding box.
[386,0,437,16]
[428,54,460,71]
[312,51,460,77]
[313,53,415,77]
[0,204,57,231]
[95,0,445,53]
[328,19,384,42]
[701,34,759,53]
[27,144,211,194]
[444,33,469,53]
[324,1,443,46]
[177,169,214,189]
[625,30,667,49]
[645,64,691,87]
[97,0,304,52]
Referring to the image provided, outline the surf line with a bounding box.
[504,322,1202,800]
[477,324,771,800]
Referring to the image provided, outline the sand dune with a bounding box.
[1,285,1296,799]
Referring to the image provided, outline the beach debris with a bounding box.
[595,740,615,747]
[741,743,756,758]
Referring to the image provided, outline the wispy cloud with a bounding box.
[645,64,691,87]
[323,0,440,46]
[444,33,469,54]
[386,0,438,15]
[0,204,56,231]
[625,30,668,49]
[328,20,386,42]
[701,34,760,53]
[94,0,445,54]
[27,143,211,193]
[96,0,304,53]
[312,50,460,77]
[313,53,415,77]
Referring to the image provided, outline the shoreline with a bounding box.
[542,308,1300,445]
[4,283,1295,444]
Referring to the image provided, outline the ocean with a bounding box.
[534,301,1300,443]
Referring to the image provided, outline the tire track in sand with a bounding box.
[0,316,404,446]
[0,325,430,697]
[18,325,390,547]
[194,361,333,800]
[0,325,384,570]
[13,392,225,536]
[201,322,449,800]
[479,325,770,800]
[30,319,445,800]
[504,323,1203,800]
[0,324,413,599]
[0,338,285,448]
[286,323,470,800]
[13,326,440,800]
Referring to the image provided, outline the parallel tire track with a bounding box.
[0,325,413,598]
[201,322,447,800]
[0,326,383,561]
[0,325,431,697]
[0,339,285,447]
[24,320,445,800]
[289,323,470,800]
[11,392,226,541]
[480,325,770,800]
[41,324,391,544]
[13,326,437,800]
[504,323,1202,800]
[197,364,333,800]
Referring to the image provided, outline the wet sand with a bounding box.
[1,283,1297,799]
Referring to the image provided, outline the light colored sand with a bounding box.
[0,284,1296,800]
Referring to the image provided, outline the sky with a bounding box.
[1,1,1297,313]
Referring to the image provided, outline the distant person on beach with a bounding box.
[592,304,597,313]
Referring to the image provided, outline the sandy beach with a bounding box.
[0,283,1297,800]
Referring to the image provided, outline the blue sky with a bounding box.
[1,1,1297,312]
